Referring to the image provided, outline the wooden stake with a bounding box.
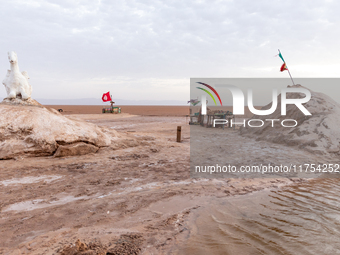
[177,126,181,142]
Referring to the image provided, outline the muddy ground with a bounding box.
[0,113,304,254]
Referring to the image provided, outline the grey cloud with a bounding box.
[0,0,339,101]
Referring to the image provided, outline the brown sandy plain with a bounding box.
[47,105,190,116]
[0,106,306,254]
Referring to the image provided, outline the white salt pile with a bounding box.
[240,85,340,157]
[0,100,116,159]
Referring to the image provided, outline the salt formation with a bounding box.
[240,85,340,157]
[2,51,32,99]
[0,52,115,159]
[0,104,115,159]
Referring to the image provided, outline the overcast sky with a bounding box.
[0,0,339,103]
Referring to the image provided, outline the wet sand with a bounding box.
[177,178,340,255]
[0,107,305,254]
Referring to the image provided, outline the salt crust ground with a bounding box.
[0,113,313,255]
[1,88,338,253]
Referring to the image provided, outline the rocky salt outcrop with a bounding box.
[0,100,115,159]
[240,85,340,157]
[1,97,42,106]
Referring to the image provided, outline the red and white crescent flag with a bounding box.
[102,92,112,102]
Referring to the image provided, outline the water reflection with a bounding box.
[178,179,340,255]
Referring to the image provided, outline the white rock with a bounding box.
[0,103,115,159]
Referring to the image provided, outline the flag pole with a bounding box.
[278,49,295,86]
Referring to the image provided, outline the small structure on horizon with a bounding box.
[101,91,121,114]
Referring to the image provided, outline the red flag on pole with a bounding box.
[280,63,288,72]
[102,92,112,102]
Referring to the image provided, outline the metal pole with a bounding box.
[287,69,295,85]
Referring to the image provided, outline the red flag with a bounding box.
[102,92,112,102]
[280,63,288,72]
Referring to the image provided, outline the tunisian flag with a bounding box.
[102,92,112,102]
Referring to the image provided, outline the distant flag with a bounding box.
[102,92,112,102]
[280,63,288,72]
[277,49,295,85]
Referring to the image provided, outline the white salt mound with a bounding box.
[0,99,116,159]
[240,85,340,157]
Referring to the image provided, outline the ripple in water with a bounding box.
[177,179,340,255]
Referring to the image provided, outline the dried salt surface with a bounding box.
[3,195,88,212]
[97,179,209,199]
[0,175,62,186]
[4,179,208,212]
[240,85,340,157]
[191,123,329,178]
[2,175,201,211]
